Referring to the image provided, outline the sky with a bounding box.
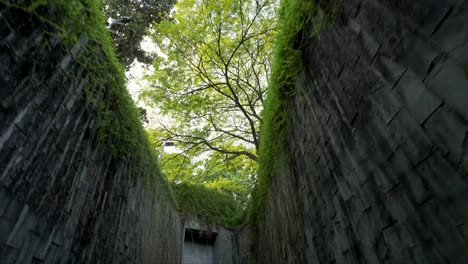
[126,36,164,128]
[125,36,177,154]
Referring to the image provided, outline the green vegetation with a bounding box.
[140,0,279,226]
[142,0,279,165]
[171,183,242,227]
[103,0,175,66]
[248,0,336,227]
[143,0,335,227]
[158,150,256,207]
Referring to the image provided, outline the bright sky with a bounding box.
[125,36,177,154]
[125,36,164,128]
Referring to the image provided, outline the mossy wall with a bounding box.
[0,1,182,263]
[252,0,468,263]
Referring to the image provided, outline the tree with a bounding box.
[200,153,256,206]
[142,0,278,164]
[161,150,256,206]
[137,106,149,124]
[103,0,175,66]
[161,153,197,182]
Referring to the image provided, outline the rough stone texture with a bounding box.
[238,227,255,264]
[213,228,240,264]
[0,3,182,264]
[255,0,468,263]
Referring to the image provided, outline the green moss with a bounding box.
[171,183,242,227]
[248,0,337,227]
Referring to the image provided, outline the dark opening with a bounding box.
[184,228,217,245]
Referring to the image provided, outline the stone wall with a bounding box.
[255,0,468,263]
[238,227,255,264]
[0,2,182,264]
[213,227,240,263]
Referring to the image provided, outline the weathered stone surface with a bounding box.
[253,0,468,263]
[0,3,182,264]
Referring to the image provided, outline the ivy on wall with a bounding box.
[248,0,338,227]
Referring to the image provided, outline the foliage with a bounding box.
[141,0,280,222]
[171,182,242,227]
[158,147,255,207]
[146,128,163,150]
[142,0,280,164]
[162,153,196,182]
[198,153,255,207]
[102,0,175,66]
[248,0,336,227]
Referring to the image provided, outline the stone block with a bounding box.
[70,34,89,59]
[430,2,468,67]
[423,106,468,164]
[7,27,43,59]
[0,244,19,264]
[425,59,468,121]
[49,84,68,110]
[13,81,41,111]
[371,54,407,86]
[52,106,70,131]
[369,87,403,125]
[6,204,30,248]
[59,54,73,74]
[419,198,468,262]
[393,33,440,80]
[446,191,468,224]
[383,184,418,226]
[14,231,41,264]
[0,187,12,216]
[385,149,430,204]
[410,239,446,264]
[0,100,20,140]
[0,42,19,98]
[385,108,433,164]
[393,70,442,125]
[1,190,22,223]
[416,150,467,198]
[0,9,12,39]
[460,222,468,242]
[64,93,79,113]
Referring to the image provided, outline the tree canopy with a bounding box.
[164,151,256,206]
[146,128,255,206]
[142,0,279,165]
[103,0,175,66]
